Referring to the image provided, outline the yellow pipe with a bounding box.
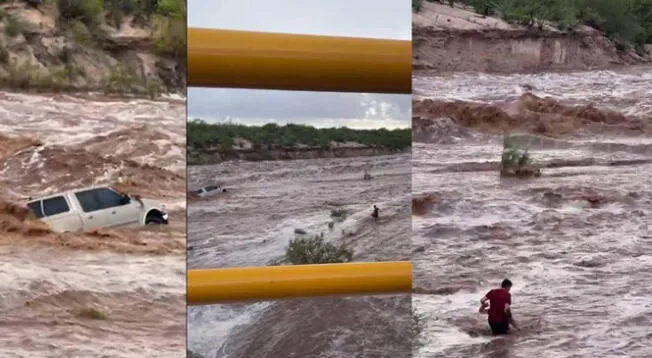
[187,28,411,94]
[188,261,412,305]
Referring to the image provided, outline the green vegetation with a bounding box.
[56,0,186,54]
[330,208,350,222]
[284,233,354,265]
[0,0,184,94]
[76,307,109,320]
[5,60,69,91]
[187,120,412,151]
[5,15,24,38]
[414,0,652,52]
[501,135,540,177]
[413,0,424,12]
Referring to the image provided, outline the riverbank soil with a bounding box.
[413,2,650,73]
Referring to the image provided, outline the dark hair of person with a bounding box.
[501,279,512,288]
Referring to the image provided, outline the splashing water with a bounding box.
[0,92,186,358]
[187,155,413,358]
[413,67,652,358]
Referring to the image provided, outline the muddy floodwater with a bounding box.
[187,155,413,358]
[0,92,186,357]
[412,67,652,358]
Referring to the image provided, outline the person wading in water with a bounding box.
[479,279,518,335]
[371,205,379,220]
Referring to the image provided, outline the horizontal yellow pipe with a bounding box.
[188,261,412,305]
[187,28,411,94]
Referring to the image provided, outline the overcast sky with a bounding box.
[187,0,411,129]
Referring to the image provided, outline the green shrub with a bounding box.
[413,0,424,12]
[57,0,104,27]
[330,208,349,222]
[0,45,8,64]
[103,63,135,94]
[157,0,184,17]
[501,134,540,177]
[5,16,23,37]
[76,307,109,320]
[70,20,92,45]
[145,77,162,99]
[284,233,354,265]
[152,15,185,57]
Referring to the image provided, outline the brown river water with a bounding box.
[412,67,652,357]
[187,155,413,358]
[0,92,186,357]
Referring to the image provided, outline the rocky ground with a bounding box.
[0,0,185,96]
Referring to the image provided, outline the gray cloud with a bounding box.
[188,89,410,129]
[188,0,410,129]
[188,0,410,40]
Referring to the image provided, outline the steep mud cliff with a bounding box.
[0,1,185,95]
[413,2,648,73]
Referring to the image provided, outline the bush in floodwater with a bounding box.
[76,307,109,320]
[501,135,540,177]
[330,208,349,222]
[284,232,354,265]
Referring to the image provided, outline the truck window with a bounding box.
[42,196,70,216]
[96,188,124,209]
[205,185,219,192]
[27,201,44,219]
[75,190,102,213]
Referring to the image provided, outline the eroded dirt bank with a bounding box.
[413,2,648,73]
[189,145,408,165]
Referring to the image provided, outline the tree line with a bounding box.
[187,120,412,151]
[413,0,652,53]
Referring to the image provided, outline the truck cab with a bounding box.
[26,186,169,233]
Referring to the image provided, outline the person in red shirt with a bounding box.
[479,279,517,335]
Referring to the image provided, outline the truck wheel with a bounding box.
[146,216,166,225]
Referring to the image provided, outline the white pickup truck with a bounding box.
[191,184,226,197]
[25,186,169,233]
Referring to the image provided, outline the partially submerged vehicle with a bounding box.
[191,184,226,197]
[25,186,169,233]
